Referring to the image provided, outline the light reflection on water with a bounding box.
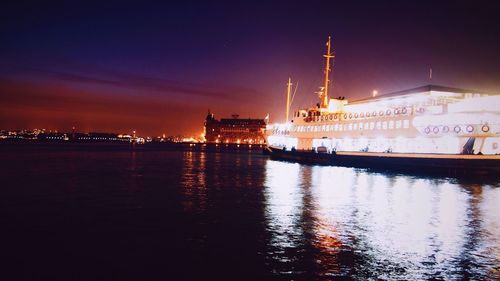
[2,148,499,279]
[264,160,500,279]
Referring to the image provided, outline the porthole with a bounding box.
[433,126,439,134]
[442,126,450,133]
[424,127,431,134]
[482,124,490,132]
[466,125,474,133]
[454,125,461,133]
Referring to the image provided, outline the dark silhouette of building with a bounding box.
[204,111,266,144]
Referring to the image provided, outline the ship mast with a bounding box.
[286,77,292,122]
[321,36,335,109]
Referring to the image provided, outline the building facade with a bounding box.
[204,112,266,144]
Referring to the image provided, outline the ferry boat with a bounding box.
[265,37,500,174]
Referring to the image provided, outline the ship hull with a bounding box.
[265,146,500,175]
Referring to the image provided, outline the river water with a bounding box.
[1,145,498,280]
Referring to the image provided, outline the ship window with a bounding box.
[334,124,338,131]
[353,123,358,130]
[403,120,410,129]
[348,124,353,130]
[388,120,394,129]
[370,122,375,130]
[376,122,381,130]
[396,120,402,129]
[382,122,387,130]
[359,123,363,130]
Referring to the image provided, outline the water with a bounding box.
[1,145,499,280]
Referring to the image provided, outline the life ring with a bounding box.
[482,124,490,132]
[454,125,461,133]
[386,109,391,116]
[442,126,450,133]
[402,107,408,114]
[424,126,431,134]
[433,126,439,134]
[466,125,474,133]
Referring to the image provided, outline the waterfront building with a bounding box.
[204,112,266,144]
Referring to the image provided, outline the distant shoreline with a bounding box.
[0,140,266,153]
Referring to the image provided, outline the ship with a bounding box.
[265,37,500,174]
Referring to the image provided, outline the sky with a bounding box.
[1,1,499,136]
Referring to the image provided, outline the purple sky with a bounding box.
[1,1,499,136]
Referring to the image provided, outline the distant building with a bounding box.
[204,111,266,144]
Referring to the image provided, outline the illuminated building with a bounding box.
[204,111,266,144]
[266,37,500,172]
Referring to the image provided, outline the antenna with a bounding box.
[290,80,299,108]
[286,77,292,122]
[321,36,335,108]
